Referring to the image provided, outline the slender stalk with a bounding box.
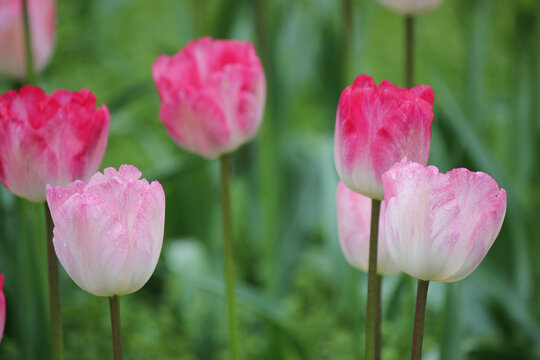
[342,0,353,86]
[109,296,123,360]
[411,280,430,360]
[374,275,382,360]
[22,0,37,85]
[44,203,64,360]
[365,199,381,360]
[405,15,414,88]
[220,154,239,360]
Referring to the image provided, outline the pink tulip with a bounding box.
[152,37,266,158]
[381,159,507,282]
[378,0,443,15]
[0,85,109,202]
[334,74,434,200]
[336,182,399,275]
[46,165,165,297]
[0,274,4,343]
[0,0,56,79]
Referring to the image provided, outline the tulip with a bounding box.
[336,181,399,275]
[0,85,110,202]
[378,0,443,15]
[152,36,266,158]
[0,0,56,79]
[0,274,4,343]
[381,159,507,282]
[46,165,165,297]
[334,74,433,200]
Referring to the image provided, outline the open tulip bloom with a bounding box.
[381,158,506,359]
[334,74,433,200]
[152,37,267,360]
[152,36,266,159]
[46,165,165,359]
[0,85,110,203]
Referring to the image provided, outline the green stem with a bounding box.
[22,0,37,85]
[109,296,123,360]
[342,0,353,86]
[405,15,414,88]
[44,203,64,360]
[220,154,239,360]
[374,275,382,360]
[411,280,430,360]
[365,199,381,360]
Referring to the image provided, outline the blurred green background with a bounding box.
[1,0,539,359]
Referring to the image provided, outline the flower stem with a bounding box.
[22,0,37,85]
[220,154,239,360]
[342,0,353,86]
[109,296,123,360]
[44,203,64,360]
[405,15,414,88]
[365,199,381,360]
[411,280,430,360]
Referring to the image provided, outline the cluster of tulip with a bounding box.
[0,0,507,359]
[333,1,506,359]
[335,75,506,358]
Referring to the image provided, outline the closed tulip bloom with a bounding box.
[152,37,266,158]
[0,274,4,343]
[334,74,433,200]
[378,0,443,15]
[46,165,165,297]
[0,0,56,79]
[336,182,399,275]
[382,159,507,282]
[0,85,109,202]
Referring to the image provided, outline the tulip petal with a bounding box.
[382,160,506,282]
[0,86,110,202]
[47,165,165,296]
[334,74,434,199]
[336,182,400,274]
[52,193,128,296]
[152,37,266,158]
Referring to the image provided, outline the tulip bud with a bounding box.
[381,159,507,282]
[334,74,433,200]
[0,274,4,343]
[46,165,166,297]
[0,0,56,79]
[152,37,266,158]
[336,182,399,275]
[378,0,443,15]
[0,85,109,202]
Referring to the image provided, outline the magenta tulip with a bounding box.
[0,0,56,79]
[0,85,109,202]
[46,165,165,297]
[0,274,4,342]
[381,159,507,282]
[334,74,433,200]
[152,37,266,158]
[337,182,399,275]
[379,0,443,15]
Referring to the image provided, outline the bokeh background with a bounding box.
[1,0,539,359]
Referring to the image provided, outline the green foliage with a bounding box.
[0,0,539,359]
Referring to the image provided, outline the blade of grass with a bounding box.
[181,271,309,359]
